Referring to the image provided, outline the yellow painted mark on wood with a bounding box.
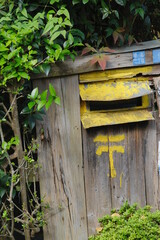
[81,109,154,128]
[142,95,150,108]
[79,66,153,83]
[109,134,125,142]
[79,81,151,101]
[96,145,109,156]
[80,101,87,116]
[94,134,125,178]
[94,135,108,143]
[120,172,123,188]
[109,146,125,178]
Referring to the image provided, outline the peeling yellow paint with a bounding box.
[109,135,125,142]
[80,101,87,116]
[94,135,108,143]
[96,145,109,156]
[94,134,125,178]
[109,146,125,178]
[81,109,154,128]
[142,95,150,108]
[79,66,153,83]
[120,172,123,188]
[79,81,151,101]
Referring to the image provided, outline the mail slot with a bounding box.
[34,41,160,240]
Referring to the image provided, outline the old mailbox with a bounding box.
[34,40,160,240]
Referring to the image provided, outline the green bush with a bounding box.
[89,202,160,240]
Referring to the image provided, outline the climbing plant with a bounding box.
[0,0,84,239]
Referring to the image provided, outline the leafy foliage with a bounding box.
[0,0,84,86]
[0,0,84,238]
[81,44,114,70]
[61,0,160,48]
[89,202,160,240]
[21,84,60,130]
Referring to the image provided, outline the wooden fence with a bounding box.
[33,40,160,240]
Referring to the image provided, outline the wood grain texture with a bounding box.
[154,77,160,117]
[82,120,158,236]
[81,110,154,129]
[79,80,151,101]
[109,125,130,209]
[34,76,88,240]
[79,66,153,83]
[32,45,160,79]
[143,120,158,210]
[155,113,160,209]
[82,127,112,236]
[127,123,147,206]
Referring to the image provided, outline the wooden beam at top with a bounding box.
[31,40,160,79]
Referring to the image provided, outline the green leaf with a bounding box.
[57,7,70,19]
[28,116,36,130]
[130,3,135,12]
[28,101,36,110]
[72,0,80,4]
[41,90,48,101]
[42,64,51,76]
[8,49,19,60]
[0,43,8,52]
[114,10,119,19]
[21,8,28,18]
[64,20,72,27]
[82,0,89,4]
[106,28,114,38]
[135,8,145,19]
[54,96,60,105]
[42,20,54,35]
[0,58,6,66]
[18,72,30,80]
[45,95,54,110]
[2,141,7,150]
[70,29,85,40]
[50,31,61,43]
[20,107,31,115]
[68,33,74,45]
[115,0,125,6]
[0,188,6,198]
[5,71,18,80]
[32,113,43,121]
[37,100,46,111]
[50,0,59,4]
[31,88,38,100]
[49,84,56,97]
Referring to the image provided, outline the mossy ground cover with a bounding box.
[89,202,160,240]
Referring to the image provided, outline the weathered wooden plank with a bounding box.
[113,40,160,54]
[155,111,160,209]
[81,110,154,129]
[82,127,112,236]
[108,125,130,209]
[153,77,160,117]
[32,47,160,79]
[79,80,152,101]
[143,119,158,210]
[34,76,88,240]
[127,123,147,206]
[79,66,154,83]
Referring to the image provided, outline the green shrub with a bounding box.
[89,201,160,240]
